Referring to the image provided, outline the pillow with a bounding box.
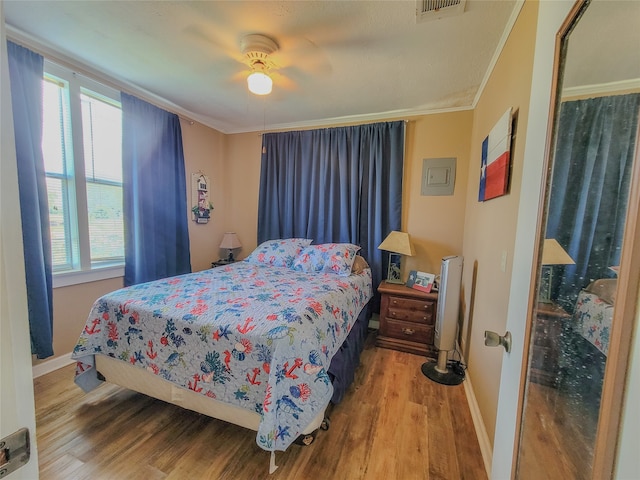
[293,243,361,276]
[351,255,370,274]
[245,238,312,268]
[584,278,617,305]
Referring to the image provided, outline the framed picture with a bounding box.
[406,270,436,293]
[191,172,212,223]
[479,107,513,202]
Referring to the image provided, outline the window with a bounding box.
[42,62,124,286]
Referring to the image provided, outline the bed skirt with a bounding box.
[328,302,371,404]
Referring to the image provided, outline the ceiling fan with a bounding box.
[241,33,279,96]
[183,24,332,96]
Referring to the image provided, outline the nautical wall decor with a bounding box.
[191,172,213,223]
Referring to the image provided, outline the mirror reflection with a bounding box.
[518,0,640,478]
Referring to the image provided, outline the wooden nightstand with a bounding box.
[376,281,438,358]
[529,301,571,387]
[211,259,235,268]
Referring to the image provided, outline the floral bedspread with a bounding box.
[72,261,372,451]
[573,290,612,356]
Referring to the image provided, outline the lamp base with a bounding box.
[386,253,403,283]
[227,251,235,262]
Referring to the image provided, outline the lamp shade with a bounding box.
[541,239,574,265]
[219,232,242,250]
[378,231,415,256]
[247,71,272,95]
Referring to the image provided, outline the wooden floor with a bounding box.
[518,382,597,480]
[34,332,487,479]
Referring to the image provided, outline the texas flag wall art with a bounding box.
[479,107,513,202]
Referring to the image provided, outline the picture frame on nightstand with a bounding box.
[406,270,436,293]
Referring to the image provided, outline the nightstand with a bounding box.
[211,259,235,268]
[529,301,571,387]
[376,281,438,358]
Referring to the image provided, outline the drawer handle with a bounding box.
[402,328,415,336]
[392,300,398,305]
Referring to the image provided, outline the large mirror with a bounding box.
[517,0,640,478]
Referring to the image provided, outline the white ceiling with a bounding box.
[4,1,522,133]
[562,0,640,95]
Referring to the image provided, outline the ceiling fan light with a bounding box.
[247,71,272,95]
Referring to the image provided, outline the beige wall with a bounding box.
[181,119,228,271]
[460,0,538,446]
[403,112,473,276]
[223,132,263,257]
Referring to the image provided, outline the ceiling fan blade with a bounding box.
[270,71,297,92]
[182,23,244,63]
[269,36,332,77]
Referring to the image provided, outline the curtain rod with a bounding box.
[257,119,411,135]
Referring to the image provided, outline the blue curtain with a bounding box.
[258,121,405,305]
[121,93,191,285]
[7,41,54,359]
[546,94,640,311]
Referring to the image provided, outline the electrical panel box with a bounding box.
[421,157,456,196]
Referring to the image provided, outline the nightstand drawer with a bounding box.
[387,296,434,324]
[381,318,434,344]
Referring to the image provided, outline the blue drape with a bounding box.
[547,94,640,311]
[7,41,54,359]
[121,93,191,285]
[258,121,405,304]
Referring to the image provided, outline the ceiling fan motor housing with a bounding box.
[241,33,278,70]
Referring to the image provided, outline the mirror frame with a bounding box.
[513,0,640,477]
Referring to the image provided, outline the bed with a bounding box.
[71,239,372,462]
[572,278,616,357]
[559,278,616,410]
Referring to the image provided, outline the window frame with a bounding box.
[43,61,124,288]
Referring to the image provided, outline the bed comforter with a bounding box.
[573,289,613,356]
[71,261,372,451]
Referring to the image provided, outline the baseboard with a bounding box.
[463,373,493,478]
[32,352,74,378]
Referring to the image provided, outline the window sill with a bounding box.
[53,264,124,288]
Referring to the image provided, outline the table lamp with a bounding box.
[220,232,242,262]
[378,231,415,284]
[540,238,574,303]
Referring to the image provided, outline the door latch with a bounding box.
[0,428,30,478]
[484,330,512,353]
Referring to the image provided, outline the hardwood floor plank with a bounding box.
[35,332,486,479]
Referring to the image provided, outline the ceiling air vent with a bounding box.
[417,0,466,22]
